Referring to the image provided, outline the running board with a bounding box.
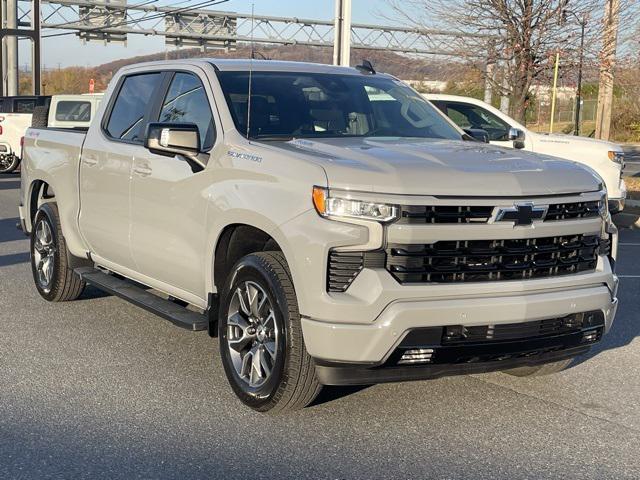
[75,268,208,331]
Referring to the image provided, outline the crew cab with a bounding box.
[425,94,627,213]
[19,60,619,412]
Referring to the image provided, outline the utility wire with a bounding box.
[42,0,229,39]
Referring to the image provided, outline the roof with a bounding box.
[209,59,381,75]
[119,58,384,76]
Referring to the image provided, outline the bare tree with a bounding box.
[387,0,601,123]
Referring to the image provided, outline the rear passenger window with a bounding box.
[159,72,215,151]
[55,101,92,122]
[106,73,162,142]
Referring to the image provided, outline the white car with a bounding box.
[425,94,627,212]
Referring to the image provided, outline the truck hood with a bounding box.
[271,137,602,196]
[530,131,622,160]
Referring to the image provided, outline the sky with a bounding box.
[24,0,394,69]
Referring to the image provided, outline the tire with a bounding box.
[0,154,19,174]
[31,105,49,128]
[503,358,574,377]
[218,251,321,412]
[30,203,85,302]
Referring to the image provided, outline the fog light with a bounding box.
[398,348,434,365]
[582,330,599,344]
[444,325,464,341]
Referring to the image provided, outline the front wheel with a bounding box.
[218,251,321,412]
[0,154,19,174]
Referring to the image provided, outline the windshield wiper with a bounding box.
[249,134,295,141]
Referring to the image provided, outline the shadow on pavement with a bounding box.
[0,252,29,267]
[310,385,371,407]
[572,280,639,368]
[0,180,20,191]
[0,218,25,243]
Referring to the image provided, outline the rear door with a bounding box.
[79,71,165,270]
[129,68,217,300]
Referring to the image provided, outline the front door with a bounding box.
[130,70,217,300]
[79,72,164,269]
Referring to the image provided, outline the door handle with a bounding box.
[83,156,98,166]
[133,166,152,177]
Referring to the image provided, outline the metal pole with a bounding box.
[6,0,17,95]
[32,0,41,95]
[574,19,585,136]
[332,0,351,66]
[549,52,560,134]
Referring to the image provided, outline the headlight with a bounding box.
[599,193,609,220]
[608,151,625,165]
[312,187,398,223]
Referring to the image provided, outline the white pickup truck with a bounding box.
[425,94,627,212]
[19,60,619,412]
[0,94,103,173]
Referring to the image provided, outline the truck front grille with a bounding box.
[386,234,601,284]
[398,200,600,225]
[399,205,494,224]
[545,201,600,221]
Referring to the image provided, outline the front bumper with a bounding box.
[315,336,594,386]
[302,283,618,365]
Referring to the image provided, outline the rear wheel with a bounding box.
[503,358,574,377]
[218,251,321,412]
[0,154,19,174]
[30,203,85,302]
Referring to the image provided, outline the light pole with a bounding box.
[563,10,589,136]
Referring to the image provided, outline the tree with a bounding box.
[386,0,599,123]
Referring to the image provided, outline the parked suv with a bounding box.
[19,60,619,411]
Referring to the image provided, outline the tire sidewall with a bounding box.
[218,255,290,410]
[30,204,62,301]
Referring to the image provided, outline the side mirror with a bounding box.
[463,128,490,144]
[508,127,526,149]
[145,122,205,172]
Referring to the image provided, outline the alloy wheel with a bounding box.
[226,281,279,388]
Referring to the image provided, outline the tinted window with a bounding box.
[159,72,215,151]
[106,73,162,142]
[216,71,462,140]
[15,99,36,113]
[442,102,510,141]
[55,101,92,122]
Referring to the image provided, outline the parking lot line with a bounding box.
[619,243,640,246]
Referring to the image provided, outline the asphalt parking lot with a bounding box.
[623,145,640,177]
[1,172,639,480]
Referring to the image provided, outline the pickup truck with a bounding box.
[0,94,104,173]
[0,95,51,173]
[19,59,619,412]
[424,94,627,213]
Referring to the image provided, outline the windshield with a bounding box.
[216,71,462,140]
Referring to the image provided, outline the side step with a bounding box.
[75,267,208,331]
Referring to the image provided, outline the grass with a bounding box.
[626,177,640,201]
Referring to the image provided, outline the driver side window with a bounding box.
[159,72,216,151]
[445,102,510,141]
